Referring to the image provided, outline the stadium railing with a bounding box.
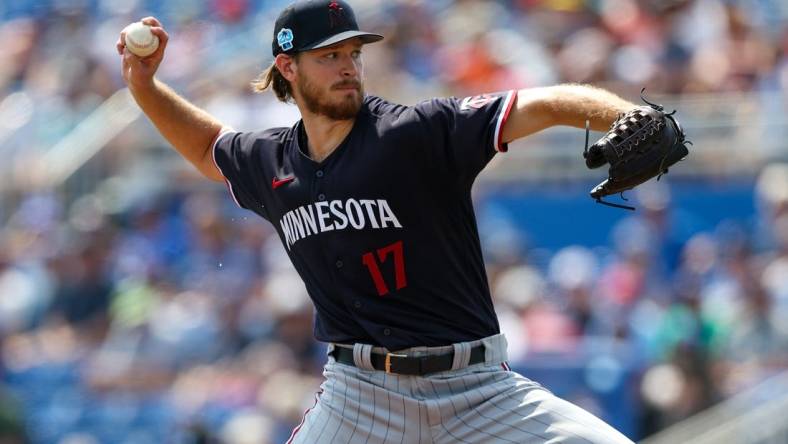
[641,370,788,444]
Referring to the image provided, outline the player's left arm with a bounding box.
[500,84,636,143]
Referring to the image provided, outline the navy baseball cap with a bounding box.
[272,0,383,56]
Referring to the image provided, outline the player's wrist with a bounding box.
[127,76,159,96]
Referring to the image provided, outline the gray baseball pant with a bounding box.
[287,334,635,444]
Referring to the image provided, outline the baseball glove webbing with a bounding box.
[583,89,691,211]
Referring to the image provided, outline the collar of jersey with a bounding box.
[292,101,369,168]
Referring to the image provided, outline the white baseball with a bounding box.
[123,22,159,57]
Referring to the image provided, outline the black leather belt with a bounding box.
[330,345,486,376]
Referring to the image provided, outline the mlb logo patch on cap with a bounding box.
[277,28,294,51]
[271,0,383,56]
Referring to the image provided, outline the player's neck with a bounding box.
[300,112,355,163]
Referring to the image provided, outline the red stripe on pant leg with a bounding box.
[286,389,322,444]
[501,362,511,371]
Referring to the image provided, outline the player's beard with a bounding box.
[297,75,364,120]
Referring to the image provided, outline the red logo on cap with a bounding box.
[328,1,346,28]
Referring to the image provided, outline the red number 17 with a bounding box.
[361,240,407,296]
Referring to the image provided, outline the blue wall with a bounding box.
[478,178,757,251]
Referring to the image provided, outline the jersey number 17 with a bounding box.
[361,240,407,296]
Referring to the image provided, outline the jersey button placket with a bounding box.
[315,169,326,201]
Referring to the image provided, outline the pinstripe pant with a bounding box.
[288,334,634,444]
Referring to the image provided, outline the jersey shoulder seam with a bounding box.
[363,95,409,120]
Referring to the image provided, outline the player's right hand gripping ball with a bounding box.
[123,22,159,57]
[583,89,690,210]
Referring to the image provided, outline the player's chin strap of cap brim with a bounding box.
[331,344,486,376]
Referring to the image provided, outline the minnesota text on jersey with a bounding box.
[279,198,402,249]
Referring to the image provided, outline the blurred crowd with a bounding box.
[3,166,788,443]
[0,0,787,165]
[1,0,788,443]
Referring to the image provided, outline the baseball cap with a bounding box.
[272,0,383,57]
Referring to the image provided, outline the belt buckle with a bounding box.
[384,353,407,374]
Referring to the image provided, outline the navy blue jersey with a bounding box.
[213,91,517,350]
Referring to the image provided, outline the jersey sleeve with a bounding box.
[211,130,269,219]
[412,90,517,186]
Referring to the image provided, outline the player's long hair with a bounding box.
[251,57,298,103]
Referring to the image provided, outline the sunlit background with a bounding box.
[1,0,787,443]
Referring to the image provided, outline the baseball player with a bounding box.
[117,1,638,442]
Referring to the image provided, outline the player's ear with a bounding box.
[275,53,298,82]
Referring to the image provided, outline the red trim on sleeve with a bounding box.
[210,129,244,209]
[495,90,517,153]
